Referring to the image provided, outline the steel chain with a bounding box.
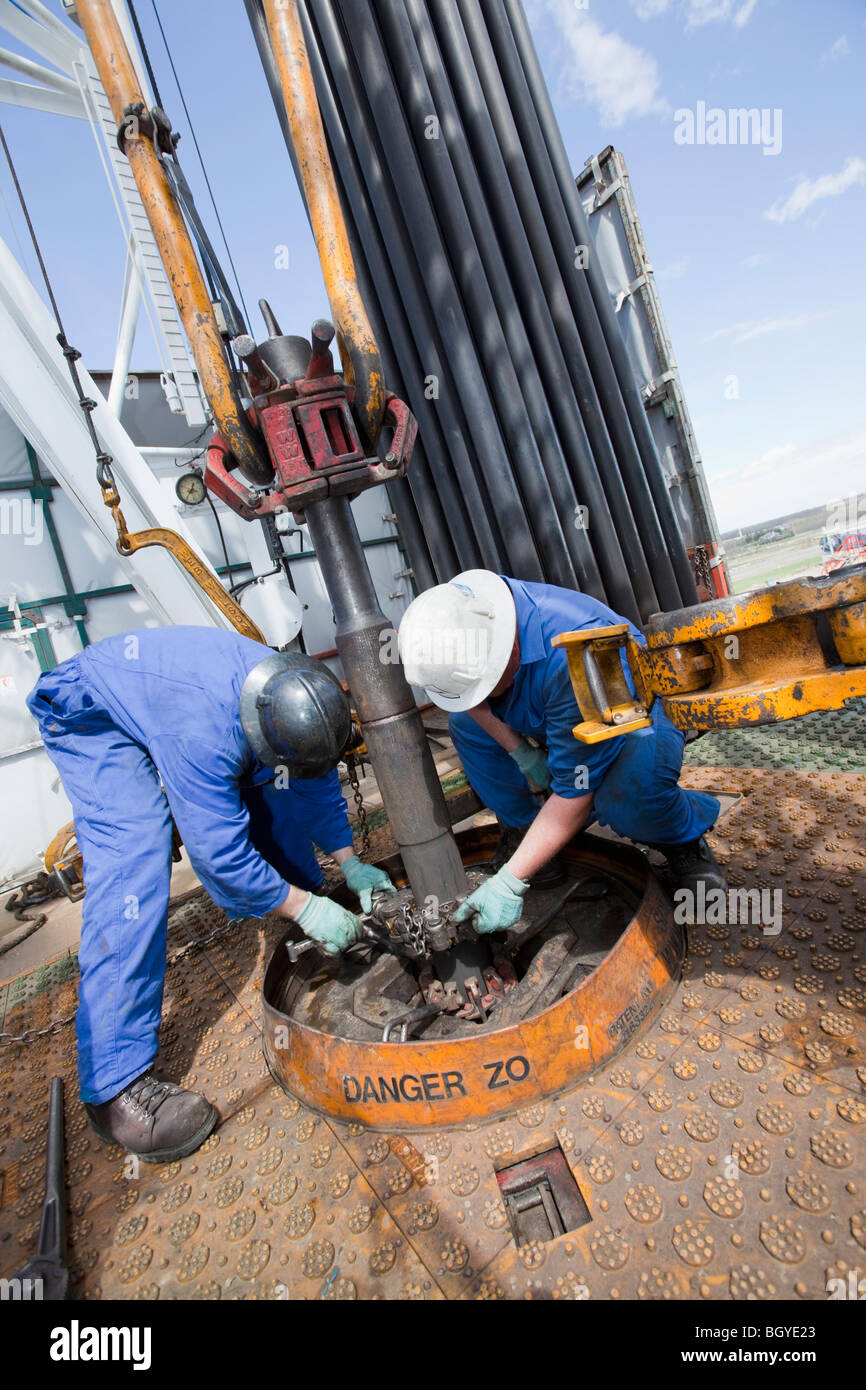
[346,754,371,861]
[397,902,428,958]
[693,544,713,593]
[0,1014,77,1047]
[0,906,256,1048]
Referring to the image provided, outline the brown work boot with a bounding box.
[85,1072,218,1163]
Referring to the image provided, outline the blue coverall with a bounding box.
[449,577,719,845]
[26,628,353,1104]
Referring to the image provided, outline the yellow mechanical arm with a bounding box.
[555,566,866,742]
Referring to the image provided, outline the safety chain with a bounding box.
[398,902,428,958]
[693,544,713,593]
[163,911,252,967]
[0,1014,77,1048]
[345,753,371,861]
[0,910,256,1048]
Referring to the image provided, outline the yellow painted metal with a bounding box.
[556,565,866,740]
[108,496,265,643]
[261,0,385,447]
[75,0,272,487]
[550,625,651,743]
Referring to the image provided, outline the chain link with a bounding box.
[0,906,256,1048]
[693,544,713,593]
[345,754,371,861]
[0,1014,77,1047]
[400,905,428,958]
[163,912,250,967]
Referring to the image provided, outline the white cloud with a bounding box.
[742,252,770,269]
[629,0,759,27]
[708,428,866,531]
[765,156,866,224]
[822,35,851,63]
[741,442,795,479]
[532,3,669,126]
[630,0,671,17]
[709,312,824,344]
[804,208,829,233]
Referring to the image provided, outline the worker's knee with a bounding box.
[594,778,678,842]
[595,779,720,845]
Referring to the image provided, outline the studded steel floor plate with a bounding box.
[1,766,864,1300]
[683,695,866,772]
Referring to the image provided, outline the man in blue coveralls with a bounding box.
[27,628,394,1162]
[398,571,724,933]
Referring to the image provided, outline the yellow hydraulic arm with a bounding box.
[261,0,385,447]
[74,0,388,639]
[555,565,866,742]
[76,0,272,490]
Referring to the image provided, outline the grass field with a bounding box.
[725,527,826,593]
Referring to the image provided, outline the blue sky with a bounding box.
[0,0,863,531]
[529,0,865,531]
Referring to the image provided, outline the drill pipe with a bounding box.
[304,497,467,907]
[374,0,602,601]
[260,0,385,448]
[498,0,699,606]
[316,0,538,579]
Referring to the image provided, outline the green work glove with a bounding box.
[453,866,529,934]
[510,738,551,791]
[339,855,396,913]
[295,892,361,954]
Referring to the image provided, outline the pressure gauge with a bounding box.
[175,470,207,506]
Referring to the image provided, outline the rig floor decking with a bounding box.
[1,707,865,1299]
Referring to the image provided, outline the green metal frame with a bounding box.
[24,443,89,649]
[2,452,410,671]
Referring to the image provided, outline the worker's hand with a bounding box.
[453,866,529,934]
[295,892,361,955]
[510,738,551,791]
[339,854,396,913]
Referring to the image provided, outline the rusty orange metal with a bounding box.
[263,832,681,1131]
[113,517,265,644]
[556,564,866,740]
[75,0,271,487]
[261,0,385,447]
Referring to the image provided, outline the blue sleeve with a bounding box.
[287,770,354,855]
[542,656,626,799]
[151,734,291,917]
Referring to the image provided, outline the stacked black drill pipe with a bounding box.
[248,0,699,623]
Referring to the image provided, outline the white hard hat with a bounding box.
[397,570,517,712]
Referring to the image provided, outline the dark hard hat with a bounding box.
[239,652,352,776]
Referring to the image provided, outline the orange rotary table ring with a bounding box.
[263,830,681,1131]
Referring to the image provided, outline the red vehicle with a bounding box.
[821,527,866,573]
